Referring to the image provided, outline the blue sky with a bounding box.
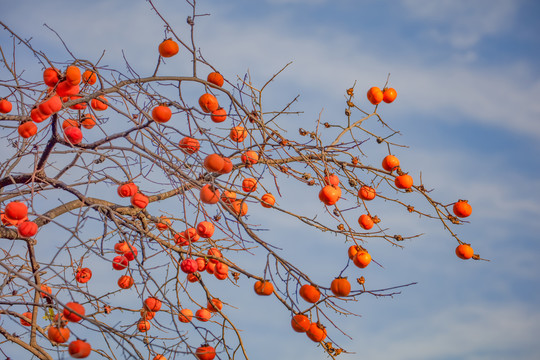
[1,0,540,359]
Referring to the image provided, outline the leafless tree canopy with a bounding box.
[0,2,477,359]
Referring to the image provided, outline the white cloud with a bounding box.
[352,302,540,360]
[395,62,540,138]
[399,0,518,49]
[193,8,540,141]
[6,1,538,139]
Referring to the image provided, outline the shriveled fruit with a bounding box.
[229,126,247,142]
[118,275,134,289]
[196,257,207,271]
[206,261,216,274]
[75,268,92,284]
[215,262,229,277]
[242,178,257,192]
[261,193,275,208]
[141,310,155,320]
[179,137,200,154]
[241,150,259,166]
[358,185,376,201]
[214,271,228,280]
[176,228,199,245]
[114,241,131,254]
[174,231,189,246]
[220,190,236,203]
[180,258,198,274]
[137,319,151,332]
[207,248,222,263]
[123,245,138,262]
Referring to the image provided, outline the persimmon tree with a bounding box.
[0,2,480,359]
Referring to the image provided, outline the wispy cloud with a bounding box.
[349,301,540,360]
[399,0,518,49]
[192,4,540,140]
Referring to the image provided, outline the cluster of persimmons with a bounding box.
[0,15,476,360]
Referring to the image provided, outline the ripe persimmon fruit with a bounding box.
[158,38,179,58]
[453,200,472,218]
